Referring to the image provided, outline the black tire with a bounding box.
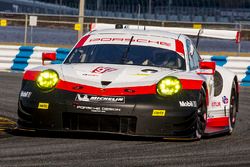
[228,82,238,134]
[195,87,207,139]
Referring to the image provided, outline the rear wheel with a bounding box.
[195,88,207,139]
[228,82,238,134]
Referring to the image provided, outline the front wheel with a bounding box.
[195,87,207,139]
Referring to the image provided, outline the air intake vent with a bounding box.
[62,113,137,134]
[101,81,112,86]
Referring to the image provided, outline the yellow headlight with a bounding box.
[36,70,59,90]
[157,76,182,96]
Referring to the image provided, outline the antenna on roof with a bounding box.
[196,29,204,49]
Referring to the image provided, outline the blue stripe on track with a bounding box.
[52,48,70,64]
[241,66,250,86]
[11,46,34,71]
[211,56,227,66]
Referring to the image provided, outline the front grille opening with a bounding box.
[63,113,137,134]
[100,116,120,132]
[79,115,99,131]
[101,81,112,86]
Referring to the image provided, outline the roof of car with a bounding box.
[89,29,181,40]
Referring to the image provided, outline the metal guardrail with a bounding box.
[0,12,249,54]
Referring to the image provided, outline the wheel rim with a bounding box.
[197,90,207,136]
[229,88,237,130]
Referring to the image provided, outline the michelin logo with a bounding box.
[75,94,125,103]
[77,95,90,102]
[179,101,197,107]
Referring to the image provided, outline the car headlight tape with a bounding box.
[157,76,182,96]
[36,70,59,90]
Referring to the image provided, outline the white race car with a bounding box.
[18,27,239,140]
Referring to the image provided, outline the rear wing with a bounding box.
[90,23,240,43]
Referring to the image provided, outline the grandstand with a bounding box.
[0,0,78,15]
[0,0,250,22]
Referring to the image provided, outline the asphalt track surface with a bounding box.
[0,72,250,167]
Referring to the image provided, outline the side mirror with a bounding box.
[42,52,56,65]
[197,61,216,75]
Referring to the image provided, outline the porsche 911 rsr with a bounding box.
[17,28,239,140]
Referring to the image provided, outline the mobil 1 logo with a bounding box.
[179,101,197,107]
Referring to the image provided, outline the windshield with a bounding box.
[64,44,186,70]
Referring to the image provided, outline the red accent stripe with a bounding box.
[236,31,240,43]
[207,117,229,127]
[23,71,203,95]
[56,80,156,96]
[180,79,203,90]
[57,79,203,96]
[23,70,40,81]
[181,79,208,105]
[175,40,185,56]
[75,35,90,48]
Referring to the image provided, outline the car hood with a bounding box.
[60,63,179,88]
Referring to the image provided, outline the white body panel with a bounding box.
[207,66,236,119]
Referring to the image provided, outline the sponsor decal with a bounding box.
[76,106,104,113]
[212,101,221,107]
[89,38,172,48]
[76,105,121,113]
[101,107,121,112]
[38,103,49,109]
[207,113,214,118]
[152,110,166,117]
[222,96,228,104]
[20,91,32,98]
[179,101,197,107]
[75,94,125,103]
[92,66,117,74]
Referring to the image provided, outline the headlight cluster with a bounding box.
[36,70,59,91]
[157,76,182,96]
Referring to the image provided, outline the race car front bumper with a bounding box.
[18,80,200,138]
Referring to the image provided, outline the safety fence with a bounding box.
[1,12,250,46]
[0,45,69,71]
[0,45,249,86]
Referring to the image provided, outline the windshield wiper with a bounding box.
[121,36,134,63]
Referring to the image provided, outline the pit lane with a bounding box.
[0,71,249,167]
